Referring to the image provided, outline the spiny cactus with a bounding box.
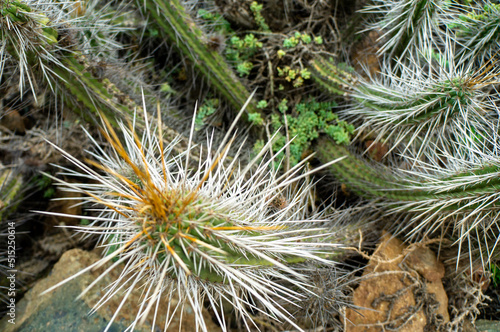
[346,53,499,158]
[4,0,498,328]
[139,0,262,123]
[361,0,448,64]
[448,1,500,65]
[0,0,189,151]
[279,260,360,330]
[311,52,499,159]
[0,0,62,96]
[1,1,119,118]
[309,57,356,96]
[40,107,346,331]
[0,0,125,92]
[298,1,500,287]
[315,138,500,266]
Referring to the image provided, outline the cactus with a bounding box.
[309,57,356,96]
[311,6,500,264]
[0,0,62,96]
[361,0,447,63]
[0,165,23,222]
[310,2,500,268]
[0,0,189,151]
[311,51,499,159]
[40,108,347,331]
[0,1,118,118]
[315,135,500,265]
[348,54,498,158]
[3,0,499,328]
[449,1,500,65]
[139,0,262,123]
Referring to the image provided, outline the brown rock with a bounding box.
[346,233,426,332]
[426,280,450,322]
[366,233,405,272]
[405,246,445,282]
[1,109,25,133]
[344,233,449,331]
[351,30,381,77]
[365,140,389,162]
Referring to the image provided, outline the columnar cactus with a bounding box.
[0,0,61,95]
[449,1,500,65]
[345,54,498,158]
[42,109,346,331]
[315,136,500,266]
[0,0,186,142]
[309,0,500,269]
[139,0,262,123]
[362,0,447,63]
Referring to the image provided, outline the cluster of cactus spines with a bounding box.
[449,1,500,65]
[140,0,262,123]
[0,1,118,117]
[312,52,499,159]
[0,0,190,149]
[0,1,360,330]
[0,0,62,96]
[346,52,499,158]
[361,0,447,63]
[281,264,359,330]
[3,0,498,328]
[0,0,127,91]
[315,138,500,266]
[309,0,500,269]
[0,0,258,134]
[41,107,347,331]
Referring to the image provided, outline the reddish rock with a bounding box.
[365,140,389,162]
[405,246,445,282]
[344,233,449,331]
[1,109,25,133]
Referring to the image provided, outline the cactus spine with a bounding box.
[42,110,345,331]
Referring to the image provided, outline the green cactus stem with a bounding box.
[310,55,496,158]
[315,137,500,259]
[451,2,500,63]
[139,0,262,123]
[0,167,23,222]
[0,1,192,154]
[315,137,500,209]
[309,57,356,96]
[53,55,141,127]
[362,0,445,61]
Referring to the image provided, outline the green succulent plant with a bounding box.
[42,110,346,331]
[449,2,500,64]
